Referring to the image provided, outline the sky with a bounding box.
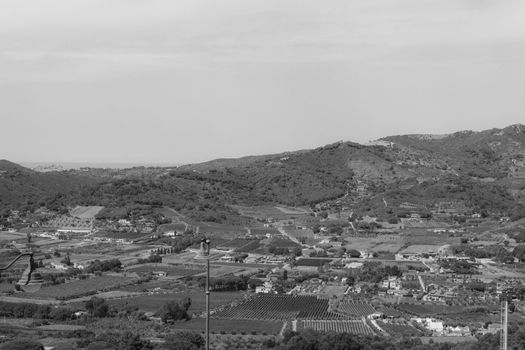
[1,0,525,164]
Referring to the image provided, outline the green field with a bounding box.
[233,205,310,220]
[127,264,203,276]
[19,275,132,300]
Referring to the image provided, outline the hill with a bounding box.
[381,124,525,179]
[2,124,525,222]
[0,160,96,212]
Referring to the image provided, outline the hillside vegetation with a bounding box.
[2,124,525,221]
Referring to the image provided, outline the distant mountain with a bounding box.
[2,124,525,222]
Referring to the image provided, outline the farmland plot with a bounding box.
[337,302,376,317]
[19,276,132,300]
[213,294,342,320]
[170,318,283,335]
[109,290,243,314]
[70,206,104,218]
[302,319,375,335]
[376,321,421,337]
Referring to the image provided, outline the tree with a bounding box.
[84,331,153,350]
[513,245,525,262]
[346,276,355,286]
[161,332,204,350]
[50,306,73,321]
[347,249,361,258]
[86,296,109,317]
[159,298,192,323]
[292,247,302,257]
[61,253,72,266]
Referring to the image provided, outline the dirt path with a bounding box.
[277,227,307,247]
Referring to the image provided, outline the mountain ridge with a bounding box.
[2,124,525,221]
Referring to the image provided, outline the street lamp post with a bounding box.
[198,238,211,350]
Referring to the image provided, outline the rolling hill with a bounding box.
[2,124,525,221]
[0,160,96,212]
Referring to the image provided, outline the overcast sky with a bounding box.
[2,0,525,164]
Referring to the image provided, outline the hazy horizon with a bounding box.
[2,0,525,164]
[11,122,525,166]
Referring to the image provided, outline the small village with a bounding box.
[1,197,524,349]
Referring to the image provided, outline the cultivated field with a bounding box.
[370,242,404,253]
[213,294,342,320]
[232,205,311,220]
[127,264,203,277]
[377,321,421,337]
[109,290,244,315]
[301,319,375,335]
[274,206,311,215]
[295,258,333,267]
[217,238,256,249]
[70,206,104,218]
[170,318,283,335]
[401,228,462,246]
[196,223,247,237]
[336,302,376,317]
[94,231,152,240]
[0,231,27,241]
[343,235,401,251]
[19,275,132,300]
[250,228,280,236]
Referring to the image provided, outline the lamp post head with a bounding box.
[196,238,211,259]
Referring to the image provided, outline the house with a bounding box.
[412,317,444,334]
[73,262,85,270]
[74,311,88,318]
[219,255,234,262]
[446,325,470,336]
[381,276,401,290]
[267,272,282,282]
[50,262,68,270]
[163,231,176,237]
[256,281,274,294]
[118,219,132,226]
